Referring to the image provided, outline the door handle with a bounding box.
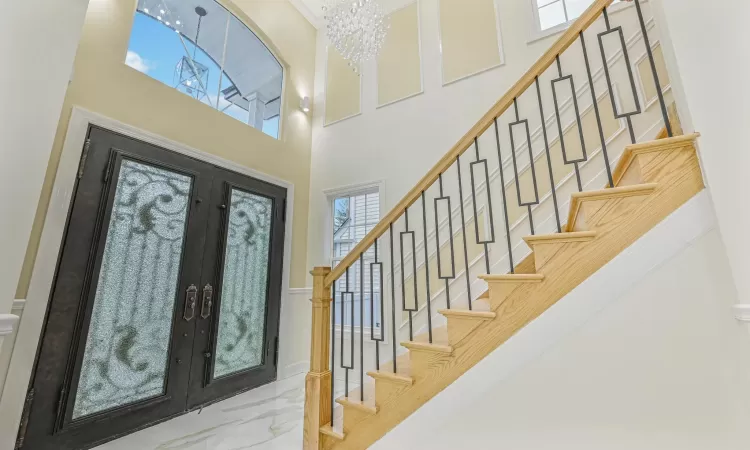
[184,284,198,321]
[201,284,213,319]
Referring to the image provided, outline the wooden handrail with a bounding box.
[324,0,615,288]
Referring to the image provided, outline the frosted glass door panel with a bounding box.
[213,189,274,378]
[73,159,192,419]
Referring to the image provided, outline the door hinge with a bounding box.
[77,139,91,179]
[14,388,34,449]
[274,337,279,366]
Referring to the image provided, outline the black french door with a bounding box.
[19,126,286,450]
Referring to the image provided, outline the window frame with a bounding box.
[124,0,288,139]
[528,0,634,44]
[323,180,386,339]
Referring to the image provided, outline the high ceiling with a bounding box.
[289,0,325,28]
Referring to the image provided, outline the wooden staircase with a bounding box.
[303,0,701,447]
[313,133,703,449]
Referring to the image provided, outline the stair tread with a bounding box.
[624,133,699,153]
[367,369,414,385]
[336,384,378,414]
[479,273,545,282]
[566,183,658,232]
[320,423,345,440]
[523,230,597,244]
[438,309,496,320]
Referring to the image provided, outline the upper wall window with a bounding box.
[535,0,620,32]
[126,0,283,139]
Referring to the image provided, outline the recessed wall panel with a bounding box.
[325,48,361,125]
[439,0,503,84]
[377,2,422,107]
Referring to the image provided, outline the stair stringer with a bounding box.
[322,137,704,450]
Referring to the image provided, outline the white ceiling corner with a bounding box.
[289,0,324,29]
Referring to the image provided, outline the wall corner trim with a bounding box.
[0,315,20,337]
[732,304,750,322]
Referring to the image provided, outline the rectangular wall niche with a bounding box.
[439,0,503,85]
[377,2,422,107]
[325,47,362,125]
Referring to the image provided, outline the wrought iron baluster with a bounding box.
[421,191,433,343]
[434,173,456,309]
[493,118,515,273]
[331,279,336,425]
[370,240,384,370]
[535,76,562,232]
[469,138,496,275]
[634,0,672,137]
[508,98,540,235]
[359,253,364,402]
[389,223,397,372]
[599,7,641,144]
[456,155,473,306]
[400,209,418,341]
[580,31,614,188]
[340,267,354,397]
[552,54,587,192]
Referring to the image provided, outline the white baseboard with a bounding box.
[278,360,309,380]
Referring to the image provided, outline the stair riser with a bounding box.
[341,406,373,434]
[572,195,649,233]
[408,350,451,379]
[636,145,698,185]
[482,283,523,310]
[446,316,489,346]
[373,380,411,405]
[530,241,591,272]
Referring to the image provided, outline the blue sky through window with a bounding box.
[126,12,280,138]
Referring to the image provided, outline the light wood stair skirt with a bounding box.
[303,0,699,448]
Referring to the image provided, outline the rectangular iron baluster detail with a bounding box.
[634,0,672,137]
[508,98,540,235]
[434,173,456,309]
[469,138,496,275]
[389,223,398,372]
[493,118,515,273]
[400,209,418,341]
[535,77,562,232]
[370,240,384,370]
[580,31,614,188]
[340,268,354,397]
[599,7,641,144]
[421,191,433,343]
[552,55,586,192]
[359,253,364,402]
[331,280,336,425]
[455,155,473,304]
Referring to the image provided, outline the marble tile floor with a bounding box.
[95,374,354,450]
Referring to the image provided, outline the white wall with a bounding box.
[650,0,750,310]
[307,0,667,276]
[310,0,674,378]
[374,202,750,449]
[0,0,89,315]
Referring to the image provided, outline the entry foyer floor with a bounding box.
[95,373,307,450]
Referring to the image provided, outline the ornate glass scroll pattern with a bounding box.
[73,159,192,419]
[213,189,274,378]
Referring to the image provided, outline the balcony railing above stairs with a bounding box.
[303,0,673,447]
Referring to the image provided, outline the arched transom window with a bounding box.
[126,0,284,139]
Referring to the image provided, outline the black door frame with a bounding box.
[18,124,289,450]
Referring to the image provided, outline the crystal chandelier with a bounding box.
[323,0,389,73]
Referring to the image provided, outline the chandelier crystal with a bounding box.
[323,0,389,73]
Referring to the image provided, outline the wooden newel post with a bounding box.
[303,267,333,450]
